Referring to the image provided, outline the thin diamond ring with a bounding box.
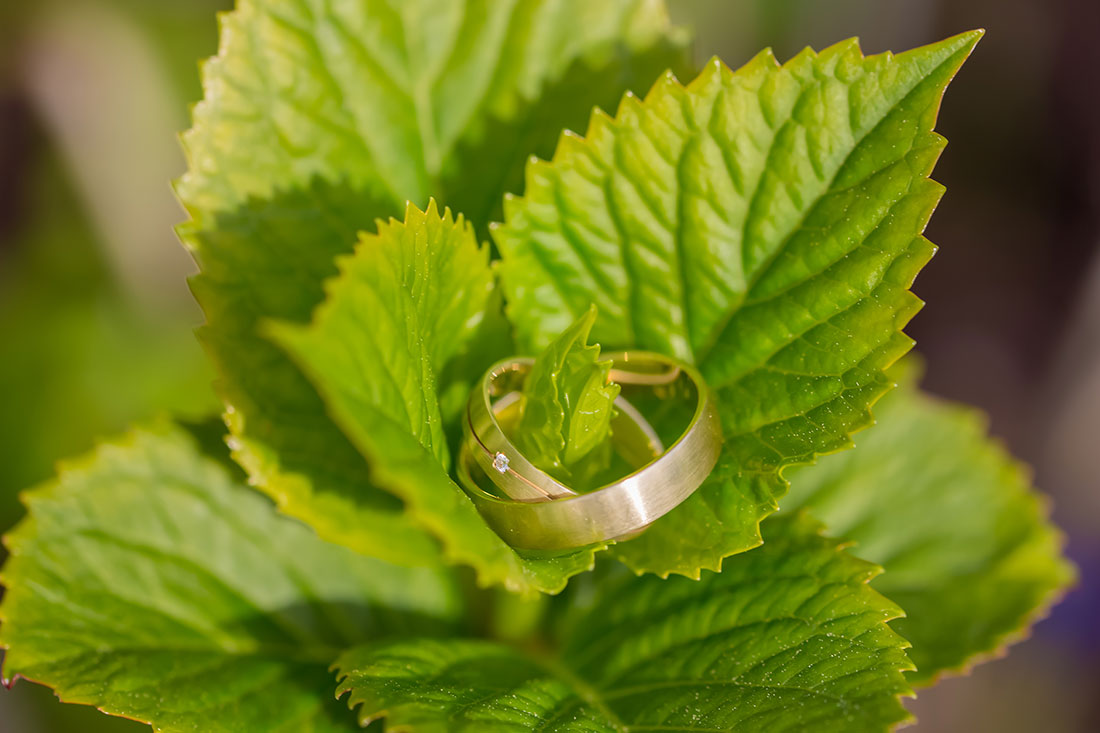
[458,352,722,550]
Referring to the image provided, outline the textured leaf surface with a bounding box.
[334,514,914,732]
[517,305,620,484]
[0,424,461,732]
[178,0,688,218]
[178,0,688,569]
[270,201,493,471]
[784,369,1076,685]
[274,203,597,595]
[495,32,983,577]
[186,185,441,567]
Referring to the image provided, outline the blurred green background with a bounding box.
[1,1,1097,731]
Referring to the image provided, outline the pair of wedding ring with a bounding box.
[458,352,722,551]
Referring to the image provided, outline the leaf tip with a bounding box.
[957,27,987,48]
[756,46,779,68]
[930,28,985,66]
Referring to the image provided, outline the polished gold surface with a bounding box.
[459,352,723,550]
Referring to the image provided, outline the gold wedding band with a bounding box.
[458,352,722,550]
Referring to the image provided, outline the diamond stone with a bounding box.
[492,452,510,474]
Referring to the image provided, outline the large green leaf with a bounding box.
[177,0,688,218]
[0,423,461,732]
[495,31,983,577]
[177,0,689,569]
[783,368,1076,686]
[334,513,914,732]
[272,202,596,595]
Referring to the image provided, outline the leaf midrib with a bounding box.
[516,626,888,733]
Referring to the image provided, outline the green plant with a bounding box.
[0,3,1074,731]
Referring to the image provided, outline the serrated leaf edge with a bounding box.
[328,511,919,731]
[495,31,983,580]
[896,394,1077,687]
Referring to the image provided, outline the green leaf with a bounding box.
[444,27,691,235]
[177,0,689,569]
[495,31,983,578]
[271,202,596,595]
[0,423,461,732]
[437,285,519,447]
[334,513,914,732]
[177,0,689,220]
[186,185,441,568]
[270,201,493,470]
[783,366,1076,685]
[517,305,620,484]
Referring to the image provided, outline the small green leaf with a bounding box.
[495,31,984,578]
[178,0,689,569]
[517,305,620,484]
[334,513,914,732]
[269,201,493,471]
[784,365,1076,685]
[0,423,461,732]
[272,202,598,595]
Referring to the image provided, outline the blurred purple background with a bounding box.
[1,1,1097,730]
